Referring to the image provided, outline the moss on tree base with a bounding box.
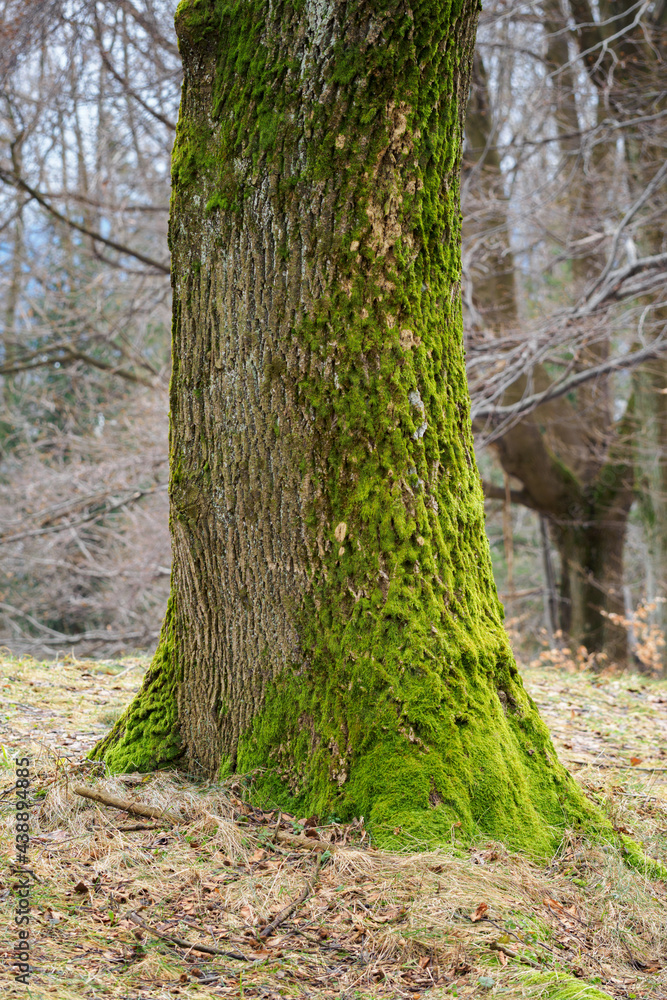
[89,600,183,774]
[233,624,606,856]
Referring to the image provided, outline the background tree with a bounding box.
[0,0,178,653]
[463,0,667,671]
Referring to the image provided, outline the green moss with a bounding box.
[509,971,614,999]
[89,598,183,773]
[238,642,606,855]
[217,756,234,780]
[619,834,667,881]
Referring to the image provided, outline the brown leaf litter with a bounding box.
[0,654,666,999]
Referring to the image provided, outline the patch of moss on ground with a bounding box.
[620,833,667,881]
[507,970,615,999]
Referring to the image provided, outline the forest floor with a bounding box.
[1,655,666,1000]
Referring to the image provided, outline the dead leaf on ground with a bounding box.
[470,902,489,922]
[370,906,406,924]
[250,948,271,960]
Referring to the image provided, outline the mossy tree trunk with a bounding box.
[92,0,600,851]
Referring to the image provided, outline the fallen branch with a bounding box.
[71,785,181,824]
[115,823,160,832]
[125,910,249,961]
[259,853,323,940]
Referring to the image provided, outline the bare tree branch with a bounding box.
[0,168,170,274]
[0,485,168,545]
[473,335,666,421]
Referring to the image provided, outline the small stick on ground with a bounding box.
[273,828,337,854]
[270,811,282,843]
[259,853,324,940]
[125,910,250,961]
[567,758,667,773]
[115,823,160,832]
[72,784,180,824]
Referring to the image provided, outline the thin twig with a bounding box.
[125,910,249,960]
[270,811,282,844]
[0,484,168,545]
[581,159,667,304]
[259,853,324,940]
[1,167,170,274]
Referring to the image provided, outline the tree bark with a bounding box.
[92,0,600,852]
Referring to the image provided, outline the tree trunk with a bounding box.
[92,0,599,852]
[635,359,667,672]
[553,520,628,666]
[491,395,634,667]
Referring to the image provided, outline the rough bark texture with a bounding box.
[92,0,602,852]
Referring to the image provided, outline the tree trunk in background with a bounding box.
[92,0,599,851]
[464,45,632,667]
[554,516,629,666]
[635,363,667,671]
[491,408,633,665]
[2,128,24,413]
[566,0,667,671]
[463,51,518,331]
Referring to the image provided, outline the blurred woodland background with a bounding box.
[0,0,664,672]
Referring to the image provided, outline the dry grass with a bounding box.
[1,656,667,999]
